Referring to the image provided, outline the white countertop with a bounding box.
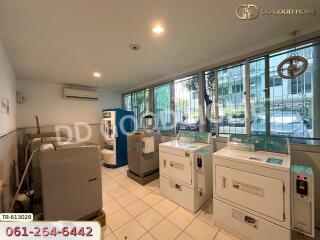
[213,147,291,171]
[160,140,209,151]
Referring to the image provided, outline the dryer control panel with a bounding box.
[195,149,209,194]
[291,165,314,238]
[295,175,309,196]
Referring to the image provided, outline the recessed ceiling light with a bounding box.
[93,72,101,78]
[152,25,165,34]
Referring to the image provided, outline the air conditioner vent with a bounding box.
[63,87,98,100]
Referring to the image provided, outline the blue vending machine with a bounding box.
[101,108,134,168]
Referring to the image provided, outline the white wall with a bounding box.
[16,79,121,128]
[0,37,17,212]
[0,40,16,136]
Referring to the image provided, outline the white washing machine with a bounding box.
[213,135,291,240]
[159,131,212,213]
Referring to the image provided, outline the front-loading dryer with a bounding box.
[159,131,213,213]
[213,134,291,240]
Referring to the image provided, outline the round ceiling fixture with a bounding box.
[152,25,165,34]
[93,72,101,78]
[277,54,308,79]
[129,44,141,51]
[277,30,308,80]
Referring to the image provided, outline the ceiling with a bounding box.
[0,0,320,91]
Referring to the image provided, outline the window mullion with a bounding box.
[245,59,251,135]
[265,55,271,137]
[170,81,175,134]
[214,69,219,136]
[198,72,206,132]
[149,87,154,113]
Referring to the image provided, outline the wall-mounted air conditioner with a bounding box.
[63,87,98,100]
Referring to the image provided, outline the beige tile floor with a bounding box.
[102,165,239,240]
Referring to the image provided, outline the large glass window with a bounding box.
[218,63,246,136]
[131,89,150,128]
[250,58,266,135]
[154,84,172,134]
[123,94,132,111]
[270,77,282,87]
[174,75,199,132]
[123,41,320,143]
[290,72,312,94]
[268,44,316,139]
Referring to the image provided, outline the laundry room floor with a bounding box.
[101,165,239,240]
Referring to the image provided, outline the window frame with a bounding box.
[122,39,320,142]
[124,88,151,128]
[173,74,200,134]
[216,62,247,137]
[153,83,174,134]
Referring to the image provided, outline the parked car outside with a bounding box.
[176,118,199,132]
[251,111,309,138]
[228,113,245,127]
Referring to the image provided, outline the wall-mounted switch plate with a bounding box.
[1,95,6,113]
[6,99,9,114]
[0,95,10,115]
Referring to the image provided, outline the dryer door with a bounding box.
[160,151,193,186]
[215,165,285,221]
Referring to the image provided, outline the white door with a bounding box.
[160,151,193,186]
[215,165,285,221]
